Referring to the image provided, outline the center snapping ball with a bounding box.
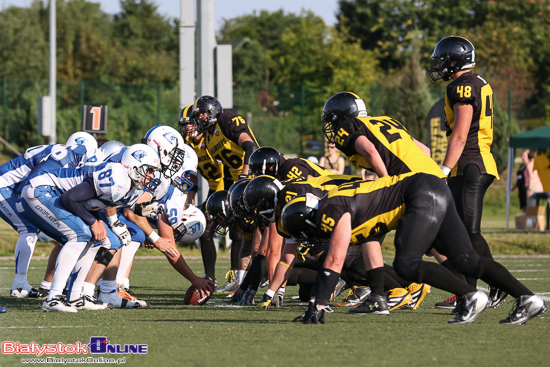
[184,286,211,305]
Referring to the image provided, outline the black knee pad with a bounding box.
[95,247,114,267]
[392,256,422,281]
[448,250,480,277]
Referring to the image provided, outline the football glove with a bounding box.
[134,201,163,220]
[292,301,332,324]
[256,294,273,309]
[237,289,256,305]
[111,220,131,246]
[295,245,310,262]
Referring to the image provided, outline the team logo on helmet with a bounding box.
[75,137,87,145]
[131,150,147,162]
[163,131,178,143]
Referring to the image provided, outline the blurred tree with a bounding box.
[113,0,180,83]
[0,2,48,79]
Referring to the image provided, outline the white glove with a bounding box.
[137,202,163,220]
[111,220,131,246]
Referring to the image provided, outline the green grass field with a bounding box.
[1,257,548,367]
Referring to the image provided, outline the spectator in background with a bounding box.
[512,150,528,211]
[524,150,543,207]
[319,143,345,174]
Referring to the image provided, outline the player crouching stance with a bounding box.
[282,173,547,325]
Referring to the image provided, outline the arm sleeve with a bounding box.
[59,180,98,226]
[242,141,258,165]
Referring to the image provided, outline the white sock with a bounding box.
[47,241,87,301]
[13,233,38,285]
[238,270,247,284]
[120,278,130,290]
[117,241,140,285]
[40,280,51,290]
[67,243,99,301]
[81,282,96,298]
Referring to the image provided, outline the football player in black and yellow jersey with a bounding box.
[281,173,546,325]
[321,92,443,179]
[321,91,445,306]
[429,36,503,306]
[247,147,333,291]
[190,95,259,180]
[248,146,330,181]
[187,96,261,291]
[178,105,236,288]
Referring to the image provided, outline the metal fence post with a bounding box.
[300,84,305,156]
[508,89,512,123]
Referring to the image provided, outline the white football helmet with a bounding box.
[66,132,98,149]
[143,125,186,179]
[173,205,206,244]
[100,140,126,158]
[121,144,161,192]
[171,144,198,193]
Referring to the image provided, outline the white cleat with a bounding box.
[69,295,113,311]
[98,291,147,309]
[42,296,78,313]
[448,290,489,324]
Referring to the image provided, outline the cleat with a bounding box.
[386,288,412,311]
[329,278,348,302]
[42,296,78,313]
[334,286,371,307]
[499,295,547,325]
[348,293,389,315]
[488,287,508,308]
[98,291,148,309]
[70,295,113,311]
[272,289,285,308]
[28,287,49,299]
[216,270,238,293]
[402,283,431,310]
[435,295,457,309]
[116,286,149,307]
[448,290,489,324]
[10,286,34,298]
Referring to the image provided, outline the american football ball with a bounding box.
[184,286,211,305]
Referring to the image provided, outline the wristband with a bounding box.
[107,214,118,226]
[265,289,276,298]
[147,231,160,243]
[441,166,451,176]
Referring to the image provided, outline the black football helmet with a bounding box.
[248,147,281,178]
[243,175,284,222]
[280,194,321,243]
[205,190,230,235]
[428,36,476,82]
[228,179,257,232]
[321,92,367,142]
[178,105,193,137]
[191,95,223,132]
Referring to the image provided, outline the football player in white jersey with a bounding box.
[0,132,102,298]
[18,144,160,312]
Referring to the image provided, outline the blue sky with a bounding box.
[0,0,339,29]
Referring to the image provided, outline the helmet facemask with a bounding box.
[130,165,161,193]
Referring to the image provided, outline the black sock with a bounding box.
[477,257,533,298]
[417,261,474,296]
[366,267,385,296]
[200,222,217,280]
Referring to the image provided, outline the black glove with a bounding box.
[292,301,329,324]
